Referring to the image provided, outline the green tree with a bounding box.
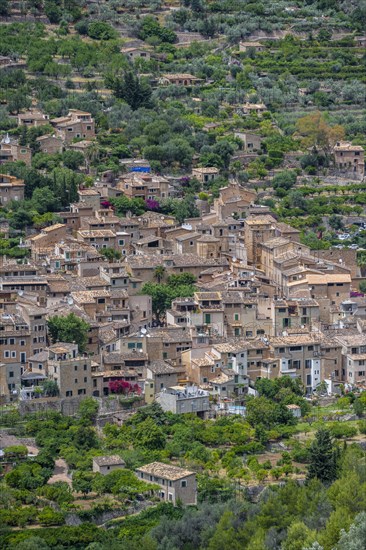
[0,0,9,16]
[62,150,84,170]
[14,537,50,550]
[154,265,166,284]
[208,510,241,550]
[108,72,152,110]
[42,380,59,397]
[295,111,345,155]
[272,170,297,192]
[133,417,166,450]
[72,471,95,496]
[47,313,90,353]
[87,21,117,40]
[100,247,122,262]
[31,187,61,214]
[141,274,196,321]
[307,428,339,484]
[38,507,64,526]
[77,397,99,425]
[335,512,366,550]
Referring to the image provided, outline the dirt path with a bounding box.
[48,458,72,486]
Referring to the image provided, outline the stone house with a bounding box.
[0,174,25,205]
[234,132,263,152]
[145,361,184,393]
[36,134,63,154]
[92,455,125,475]
[239,41,265,52]
[18,111,50,127]
[121,47,151,61]
[242,102,267,115]
[136,462,197,505]
[192,167,219,184]
[0,135,31,166]
[47,342,93,398]
[213,183,257,220]
[0,303,47,401]
[333,141,365,179]
[157,386,210,417]
[27,224,68,259]
[77,229,117,251]
[160,73,201,86]
[334,334,366,384]
[51,110,95,144]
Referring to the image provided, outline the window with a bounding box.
[84,364,87,370]
[204,313,211,324]
[74,365,78,371]
[181,480,187,488]
[128,342,136,349]
[305,359,312,369]
[308,346,314,351]
[234,313,240,321]
[9,371,14,378]
[279,347,285,354]
[75,379,78,384]
[66,391,73,397]
[289,346,302,352]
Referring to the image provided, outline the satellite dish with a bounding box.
[282,330,288,337]
[67,297,74,305]
[18,290,24,296]
[140,327,147,335]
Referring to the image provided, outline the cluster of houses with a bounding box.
[0,164,365,408]
[0,108,96,169]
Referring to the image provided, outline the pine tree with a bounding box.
[307,428,338,484]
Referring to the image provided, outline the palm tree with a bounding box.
[357,251,366,277]
[154,265,166,284]
[85,142,99,173]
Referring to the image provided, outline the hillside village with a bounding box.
[0,106,365,407]
[0,1,366,549]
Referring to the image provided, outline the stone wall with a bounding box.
[19,395,145,418]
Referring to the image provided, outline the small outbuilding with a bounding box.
[92,455,126,475]
[286,404,302,418]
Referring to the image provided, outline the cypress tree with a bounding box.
[307,428,338,484]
